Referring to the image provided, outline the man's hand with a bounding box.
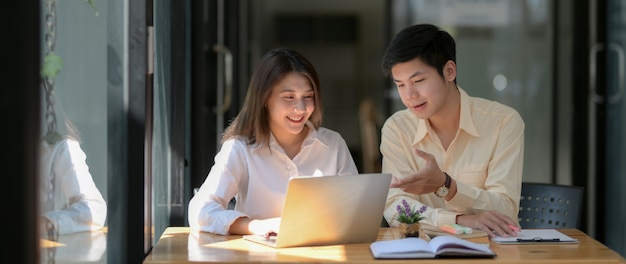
[389,149,446,194]
[456,211,519,238]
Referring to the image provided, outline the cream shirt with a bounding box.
[381,87,524,227]
[188,122,358,234]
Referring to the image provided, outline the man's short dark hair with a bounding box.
[381,24,456,81]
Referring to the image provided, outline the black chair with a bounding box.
[518,182,584,229]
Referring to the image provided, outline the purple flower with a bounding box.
[394,199,428,224]
[419,205,427,214]
[402,199,412,216]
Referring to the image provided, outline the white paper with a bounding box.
[492,229,579,244]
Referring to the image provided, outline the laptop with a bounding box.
[243,173,392,248]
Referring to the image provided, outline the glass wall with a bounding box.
[38,0,154,262]
[152,0,190,244]
[604,0,626,256]
[152,0,174,245]
[39,0,109,263]
[38,0,189,262]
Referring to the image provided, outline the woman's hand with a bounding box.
[248,217,281,237]
[229,216,281,236]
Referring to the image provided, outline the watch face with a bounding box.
[436,187,449,197]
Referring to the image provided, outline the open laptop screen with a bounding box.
[244,173,392,248]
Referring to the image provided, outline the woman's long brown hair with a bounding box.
[221,48,323,148]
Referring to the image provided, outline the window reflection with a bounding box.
[40,82,108,264]
[39,0,108,263]
[40,136,107,235]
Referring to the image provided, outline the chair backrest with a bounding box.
[518,182,584,229]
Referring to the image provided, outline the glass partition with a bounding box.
[604,0,626,256]
[39,0,111,263]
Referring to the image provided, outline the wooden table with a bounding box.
[143,227,626,263]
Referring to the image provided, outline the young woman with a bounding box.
[188,48,358,236]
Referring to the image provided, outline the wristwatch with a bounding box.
[435,172,452,198]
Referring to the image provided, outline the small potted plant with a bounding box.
[394,199,427,237]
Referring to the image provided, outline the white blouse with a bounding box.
[188,122,358,234]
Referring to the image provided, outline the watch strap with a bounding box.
[443,172,452,188]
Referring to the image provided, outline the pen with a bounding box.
[516,238,560,242]
[508,224,521,232]
[441,224,463,235]
[441,224,473,235]
[452,224,473,234]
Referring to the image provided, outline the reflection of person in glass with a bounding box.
[38,6,107,264]
[40,80,107,236]
[40,135,107,235]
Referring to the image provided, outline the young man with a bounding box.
[380,24,524,238]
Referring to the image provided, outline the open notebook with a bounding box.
[243,173,392,248]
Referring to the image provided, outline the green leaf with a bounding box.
[41,52,63,78]
[85,0,99,16]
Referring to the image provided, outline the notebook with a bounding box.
[370,236,495,259]
[243,173,392,248]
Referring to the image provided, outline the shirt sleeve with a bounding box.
[380,118,438,226]
[187,139,248,235]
